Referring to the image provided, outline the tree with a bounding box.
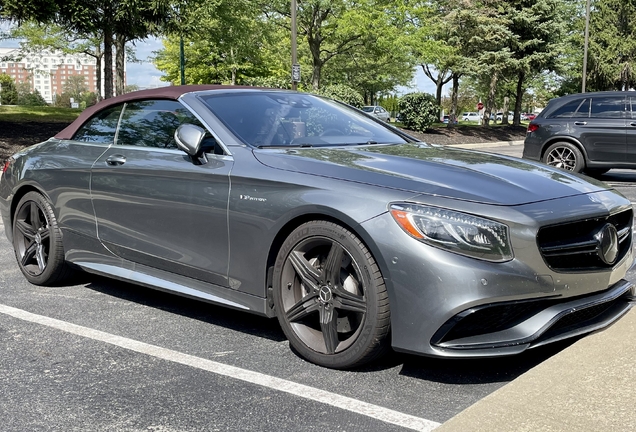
[321,4,413,104]
[0,73,18,104]
[502,0,566,125]
[317,83,364,108]
[403,1,453,115]
[17,84,48,106]
[586,0,636,91]
[155,0,274,85]
[2,0,177,98]
[263,0,392,90]
[63,74,88,99]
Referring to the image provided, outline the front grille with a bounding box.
[537,208,632,272]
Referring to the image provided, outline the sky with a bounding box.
[0,29,440,94]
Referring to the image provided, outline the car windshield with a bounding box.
[361,106,374,112]
[199,93,407,148]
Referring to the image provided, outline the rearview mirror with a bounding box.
[174,124,206,156]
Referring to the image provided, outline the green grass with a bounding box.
[0,105,82,123]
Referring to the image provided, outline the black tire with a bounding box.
[12,191,73,285]
[272,221,390,369]
[543,142,585,173]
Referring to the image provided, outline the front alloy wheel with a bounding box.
[273,221,390,369]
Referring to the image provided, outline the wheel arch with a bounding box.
[264,210,393,316]
[540,136,589,163]
[8,184,52,241]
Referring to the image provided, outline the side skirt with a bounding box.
[74,260,275,318]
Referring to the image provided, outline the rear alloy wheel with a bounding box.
[273,221,390,369]
[543,142,585,173]
[13,191,72,285]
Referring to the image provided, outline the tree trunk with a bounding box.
[484,71,498,127]
[115,33,125,96]
[311,58,321,90]
[450,73,460,123]
[420,65,451,118]
[501,96,509,125]
[513,71,525,126]
[95,45,103,101]
[103,29,114,99]
[307,24,323,90]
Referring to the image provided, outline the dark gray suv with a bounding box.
[523,91,636,175]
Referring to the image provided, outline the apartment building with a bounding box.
[0,47,120,104]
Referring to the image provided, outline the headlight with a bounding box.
[389,203,513,262]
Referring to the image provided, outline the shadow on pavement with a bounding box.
[84,276,287,343]
[84,272,579,384]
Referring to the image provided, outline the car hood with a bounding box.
[252,143,608,205]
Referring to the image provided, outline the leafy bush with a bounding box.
[317,84,364,108]
[0,73,18,105]
[81,92,98,107]
[53,92,71,108]
[18,90,48,106]
[398,92,439,131]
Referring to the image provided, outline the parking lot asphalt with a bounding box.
[436,142,636,431]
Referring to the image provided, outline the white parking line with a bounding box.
[0,303,440,432]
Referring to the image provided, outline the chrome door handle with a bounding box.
[574,121,587,126]
[630,122,636,127]
[106,154,127,166]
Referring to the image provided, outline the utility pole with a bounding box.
[180,36,185,86]
[582,0,591,93]
[291,0,299,90]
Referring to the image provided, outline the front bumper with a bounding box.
[431,279,633,356]
[362,190,634,358]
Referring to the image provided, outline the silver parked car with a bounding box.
[461,112,481,122]
[362,105,390,122]
[1,86,634,369]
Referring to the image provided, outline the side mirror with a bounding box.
[174,123,206,156]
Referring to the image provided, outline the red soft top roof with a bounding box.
[54,84,248,140]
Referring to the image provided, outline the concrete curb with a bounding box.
[436,308,636,431]
[445,140,525,149]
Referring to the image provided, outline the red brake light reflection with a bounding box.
[1,159,10,174]
[527,123,539,133]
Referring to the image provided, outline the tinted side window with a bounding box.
[548,99,586,118]
[116,99,210,149]
[590,96,625,119]
[73,105,122,143]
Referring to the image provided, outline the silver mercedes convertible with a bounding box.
[1,86,633,369]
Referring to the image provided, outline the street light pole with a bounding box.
[180,36,186,86]
[582,0,591,93]
[291,0,298,91]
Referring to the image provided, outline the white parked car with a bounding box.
[495,111,515,121]
[362,106,390,122]
[461,112,481,122]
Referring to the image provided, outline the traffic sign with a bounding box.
[477,102,484,110]
[292,64,301,82]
